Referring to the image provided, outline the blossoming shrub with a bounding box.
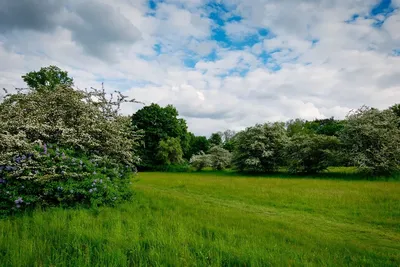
[0,84,141,216]
[190,152,212,171]
[0,146,133,215]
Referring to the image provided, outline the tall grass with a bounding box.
[0,171,399,266]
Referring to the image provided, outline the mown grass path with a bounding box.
[1,172,399,266]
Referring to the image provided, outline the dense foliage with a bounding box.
[340,106,400,175]
[131,104,189,169]
[208,146,232,170]
[232,123,288,172]
[156,137,184,165]
[22,65,74,93]
[189,152,212,171]
[285,134,340,174]
[0,68,141,215]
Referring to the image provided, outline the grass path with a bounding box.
[0,171,399,266]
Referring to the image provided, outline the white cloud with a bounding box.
[1,0,400,136]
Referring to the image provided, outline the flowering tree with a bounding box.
[232,123,288,173]
[190,152,211,171]
[0,72,142,215]
[340,106,400,175]
[209,146,231,170]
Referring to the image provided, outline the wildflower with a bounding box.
[61,171,65,175]
[100,179,103,183]
[21,185,25,189]
[43,143,47,154]
[80,160,83,165]
[89,189,93,193]
[34,170,39,174]
[61,152,66,159]
[0,178,6,184]
[93,188,97,191]
[21,155,26,161]
[70,190,74,193]
[93,171,96,175]
[15,197,23,204]
[15,156,21,164]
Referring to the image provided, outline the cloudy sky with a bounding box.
[1,0,400,135]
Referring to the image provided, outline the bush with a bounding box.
[0,83,141,215]
[232,123,288,173]
[285,134,340,174]
[209,146,231,170]
[340,106,400,176]
[0,145,133,216]
[190,152,212,171]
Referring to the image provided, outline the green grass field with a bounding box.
[1,172,399,266]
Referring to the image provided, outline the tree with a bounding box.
[156,137,183,165]
[286,118,308,137]
[209,132,222,146]
[340,106,400,175]
[209,146,231,170]
[285,134,340,174]
[22,65,74,92]
[190,152,211,171]
[304,117,345,136]
[233,123,288,173]
[187,133,210,158]
[0,78,141,214]
[131,104,189,169]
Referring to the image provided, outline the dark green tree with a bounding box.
[209,132,223,146]
[186,133,210,158]
[131,104,189,169]
[22,65,74,92]
[285,134,340,174]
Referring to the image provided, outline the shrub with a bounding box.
[285,134,340,174]
[0,83,141,215]
[0,145,133,216]
[209,146,231,170]
[190,152,211,171]
[232,123,288,173]
[340,106,400,176]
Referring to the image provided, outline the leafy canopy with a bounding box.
[131,104,189,169]
[340,106,400,175]
[22,65,74,92]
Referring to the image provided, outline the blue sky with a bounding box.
[0,0,400,135]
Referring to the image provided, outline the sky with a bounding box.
[0,0,400,136]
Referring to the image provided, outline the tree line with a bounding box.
[1,66,399,215]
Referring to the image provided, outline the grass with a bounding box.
[0,171,399,266]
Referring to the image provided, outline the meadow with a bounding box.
[0,171,399,266]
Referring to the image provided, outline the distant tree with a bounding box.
[187,133,210,158]
[285,134,340,174]
[221,130,236,152]
[209,132,223,146]
[233,123,288,173]
[304,117,345,136]
[286,118,309,137]
[209,146,232,170]
[390,103,400,118]
[190,152,211,171]
[156,137,183,165]
[340,106,400,175]
[22,65,74,92]
[131,104,188,169]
